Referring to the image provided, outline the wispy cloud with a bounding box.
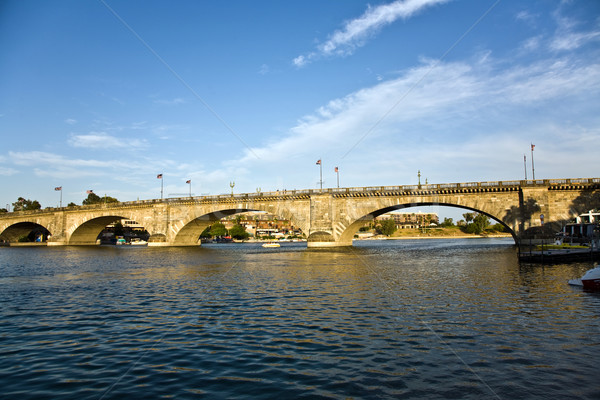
[65,118,77,125]
[153,97,186,105]
[549,6,600,51]
[68,132,148,149]
[243,48,600,186]
[0,167,18,176]
[293,0,451,67]
[258,64,270,75]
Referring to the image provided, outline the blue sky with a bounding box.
[1,0,599,220]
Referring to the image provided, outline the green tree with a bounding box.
[82,192,102,205]
[229,224,249,240]
[376,219,397,236]
[200,226,212,238]
[462,213,490,234]
[440,217,454,227]
[12,197,41,211]
[67,202,77,207]
[463,212,475,224]
[209,222,228,237]
[82,193,119,205]
[113,221,124,237]
[0,208,7,213]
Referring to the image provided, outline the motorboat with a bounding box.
[262,242,280,248]
[568,264,600,290]
[130,238,147,246]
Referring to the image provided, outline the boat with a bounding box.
[568,264,600,290]
[130,238,147,246]
[520,210,599,263]
[115,237,127,245]
[262,242,280,248]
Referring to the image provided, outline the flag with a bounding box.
[87,190,93,194]
[531,144,535,151]
[334,167,338,173]
[157,174,163,179]
[186,180,191,184]
[316,159,321,165]
[54,186,62,191]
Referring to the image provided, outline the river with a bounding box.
[0,238,598,399]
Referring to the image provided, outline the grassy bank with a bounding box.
[386,226,511,239]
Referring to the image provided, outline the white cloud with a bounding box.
[65,118,77,125]
[294,0,450,66]
[68,132,147,149]
[550,30,600,51]
[0,167,18,176]
[549,6,600,51]
[243,52,600,186]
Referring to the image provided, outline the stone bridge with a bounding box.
[1,178,599,247]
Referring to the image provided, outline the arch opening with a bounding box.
[173,209,306,246]
[340,203,517,245]
[0,222,51,244]
[70,216,149,245]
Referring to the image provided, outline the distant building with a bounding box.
[222,211,302,237]
[375,211,439,229]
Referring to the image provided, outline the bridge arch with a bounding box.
[336,201,518,246]
[68,214,149,245]
[0,221,51,243]
[171,205,307,246]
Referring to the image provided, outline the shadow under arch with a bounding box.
[338,202,518,245]
[0,221,51,243]
[69,215,145,245]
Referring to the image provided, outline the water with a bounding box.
[1,238,599,399]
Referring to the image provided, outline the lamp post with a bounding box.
[186,180,192,198]
[335,166,339,188]
[418,170,422,189]
[530,144,535,180]
[230,181,235,196]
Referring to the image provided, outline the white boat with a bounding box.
[568,264,600,290]
[130,238,147,246]
[262,242,280,248]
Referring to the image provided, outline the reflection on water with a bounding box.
[0,239,599,399]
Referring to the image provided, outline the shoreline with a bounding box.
[357,234,513,241]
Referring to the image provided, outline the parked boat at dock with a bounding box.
[520,210,599,263]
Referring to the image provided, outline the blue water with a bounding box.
[1,239,599,399]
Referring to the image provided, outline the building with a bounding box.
[222,212,302,237]
[375,211,439,229]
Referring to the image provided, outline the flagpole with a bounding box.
[60,188,62,208]
[158,174,163,200]
[335,167,339,188]
[530,144,535,180]
[315,159,323,189]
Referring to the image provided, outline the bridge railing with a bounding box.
[3,178,598,216]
